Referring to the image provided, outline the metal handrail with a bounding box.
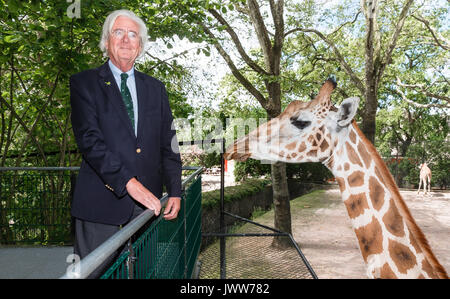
[60,166,203,279]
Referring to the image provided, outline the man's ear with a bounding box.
[337,97,359,127]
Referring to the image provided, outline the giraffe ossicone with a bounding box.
[224,79,448,279]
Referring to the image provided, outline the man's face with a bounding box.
[106,16,141,67]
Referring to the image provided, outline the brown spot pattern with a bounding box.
[320,139,329,152]
[388,239,417,274]
[358,141,372,168]
[369,176,385,211]
[319,125,325,131]
[307,150,317,157]
[324,155,334,169]
[286,141,297,151]
[354,217,383,262]
[298,142,306,152]
[348,171,365,187]
[380,263,398,279]
[336,177,345,193]
[382,199,405,237]
[345,142,363,168]
[349,130,357,144]
[315,132,322,141]
[344,193,369,219]
[374,166,385,185]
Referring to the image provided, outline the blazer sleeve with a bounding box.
[159,83,182,198]
[70,75,135,198]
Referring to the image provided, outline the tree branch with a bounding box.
[285,27,365,95]
[269,0,285,75]
[247,0,273,71]
[328,10,362,36]
[396,77,450,109]
[377,0,415,81]
[144,48,195,72]
[208,8,269,76]
[200,23,269,109]
[396,77,450,104]
[412,14,450,51]
[284,8,365,94]
[362,0,381,85]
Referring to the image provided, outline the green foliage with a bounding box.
[286,163,333,183]
[206,0,448,188]
[234,159,270,182]
[0,0,448,189]
[0,0,209,167]
[234,159,333,183]
[201,178,270,210]
[377,105,449,188]
[182,151,221,168]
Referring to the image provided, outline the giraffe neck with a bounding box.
[326,122,447,279]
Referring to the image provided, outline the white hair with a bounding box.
[99,9,148,59]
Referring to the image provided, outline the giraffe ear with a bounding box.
[336,97,359,127]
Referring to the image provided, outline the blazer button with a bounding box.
[136,148,141,154]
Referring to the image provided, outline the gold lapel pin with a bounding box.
[105,81,111,85]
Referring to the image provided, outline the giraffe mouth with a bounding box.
[224,151,251,162]
[224,137,252,162]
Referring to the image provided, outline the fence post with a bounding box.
[184,191,188,278]
[69,172,77,243]
[220,139,226,279]
[126,238,135,279]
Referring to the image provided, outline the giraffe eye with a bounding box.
[290,118,311,130]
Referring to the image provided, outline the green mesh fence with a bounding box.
[0,169,77,245]
[101,175,202,279]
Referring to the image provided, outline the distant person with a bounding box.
[70,9,182,278]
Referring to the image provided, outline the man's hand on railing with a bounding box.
[163,197,181,220]
[126,178,161,216]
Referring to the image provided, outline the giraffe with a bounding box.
[224,79,448,279]
[417,163,431,195]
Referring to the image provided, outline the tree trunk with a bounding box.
[267,84,292,248]
[204,0,292,248]
[270,162,292,248]
[362,86,378,144]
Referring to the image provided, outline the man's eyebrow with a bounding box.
[112,28,138,33]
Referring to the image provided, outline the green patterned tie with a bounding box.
[120,73,135,131]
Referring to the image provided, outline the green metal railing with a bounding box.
[101,169,202,279]
[60,166,203,279]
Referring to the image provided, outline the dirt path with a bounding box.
[290,186,450,278]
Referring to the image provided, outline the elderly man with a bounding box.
[70,9,182,278]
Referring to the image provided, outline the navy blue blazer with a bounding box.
[70,61,182,225]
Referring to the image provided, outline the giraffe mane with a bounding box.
[352,121,449,279]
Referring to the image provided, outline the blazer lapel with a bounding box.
[98,62,135,138]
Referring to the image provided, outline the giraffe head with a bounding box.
[224,79,359,166]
